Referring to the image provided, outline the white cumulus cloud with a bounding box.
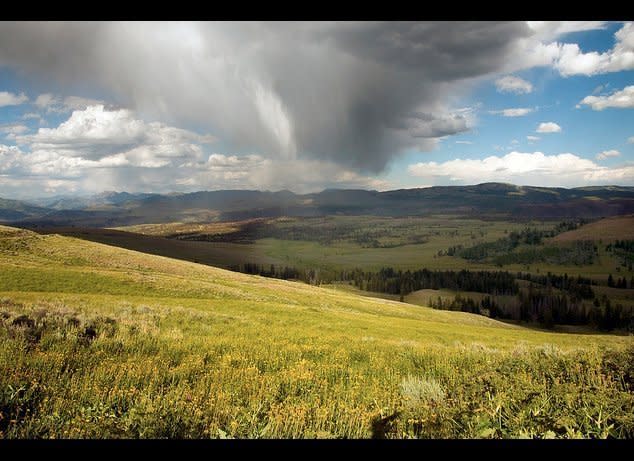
[579,85,634,110]
[17,105,215,165]
[35,93,106,113]
[596,149,620,160]
[494,76,533,94]
[0,91,28,107]
[536,122,561,133]
[408,151,634,187]
[553,22,634,76]
[490,107,534,117]
[0,144,24,174]
[499,22,634,80]
[526,135,540,142]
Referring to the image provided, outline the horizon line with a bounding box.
[3,182,634,203]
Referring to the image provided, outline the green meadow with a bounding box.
[111,215,556,272]
[109,215,632,279]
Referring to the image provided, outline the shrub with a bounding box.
[400,375,445,408]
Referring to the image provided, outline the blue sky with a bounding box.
[383,23,634,188]
[0,21,633,198]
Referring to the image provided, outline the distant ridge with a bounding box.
[3,183,634,227]
[0,197,51,222]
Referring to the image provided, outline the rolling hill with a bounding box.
[553,215,634,243]
[1,225,632,438]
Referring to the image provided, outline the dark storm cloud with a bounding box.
[314,22,532,78]
[0,21,533,173]
[402,112,470,138]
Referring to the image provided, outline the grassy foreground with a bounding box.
[0,225,632,438]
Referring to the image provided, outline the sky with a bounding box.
[0,21,633,199]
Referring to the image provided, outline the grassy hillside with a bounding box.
[553,215,634,243]
[28,226,285,270]
[1,225,633,438]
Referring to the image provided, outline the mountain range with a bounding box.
[3,183,634,227]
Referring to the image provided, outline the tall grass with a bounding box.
[1,297,632,439]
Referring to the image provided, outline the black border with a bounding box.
[0,3,633,21]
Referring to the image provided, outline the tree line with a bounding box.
[227,264,519,295]
[428,286,632,332]
[515,272,595,299]
[443,220,594,265]
[349,268,519,296]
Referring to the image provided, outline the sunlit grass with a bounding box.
[0,225,632,438]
